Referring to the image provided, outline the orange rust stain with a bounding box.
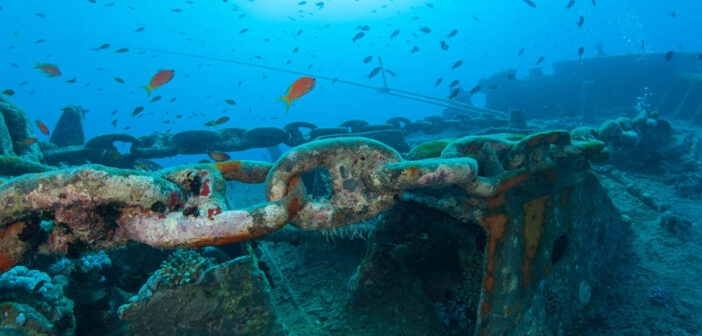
[287,197,302,219]
[487,193,505,209]
[480,213,508,320]
[213,160,243,179]
[0,222,24,239]
[188,231,252,248]
[480,302,491,316]
[496,172,530,194]
[285,176,301,196]
[527,134,545,147]
[521,195,549,287]
[0,252,17,274]
[485,214,507,273]
[484,275,496,293]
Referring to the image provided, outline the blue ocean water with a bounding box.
[2,0,700,166]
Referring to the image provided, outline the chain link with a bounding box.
[0,130,602,272]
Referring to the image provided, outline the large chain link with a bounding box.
[0,131,603,272]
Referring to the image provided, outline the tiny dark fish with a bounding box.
[641,40,645,49]
[115,48,129,53]
[240,28,248,34]
[566,0,575,9]
[410,46,419,53]
[113,77,124,84]
[132,106,144,117]
[363,56,373,63]
[671,12,676,18]
[151,95,162,102]
[419,27,431,34]
[352,32,365,42]
[390,30,400,38]
[385,69,396,77]
[2,89,14,96]
[664,51,674,61]
[449,88,460,100]
[368,67,381,79]
[298,1,307,5]
[435,78,443,86]
[170,97,177,103]
[93,43,110,50]
[135,27,145,32]
[35,39,45,44]
[440,41,449,50]
[297,29,303,36]
[66,77,77,83]
[507,72,516,80]
[578,46,584,57]
[224,99,237,105]
[576,16,584,27]
[518,48,526,55]
[469,85,481,95]
[447,29,458,38]
[293,47,299,53]
[523,0,536,8]
[449,80,460,87]
[315,2,324,9]
[110,110,117,115]
[36,12,47,18]
[172,8,182,12]
[592,0,596,5]
[451,60,463,70]
[111,119,117,127]
[536,56,545,64]
[359,25,370,31]
[31,280,47,297]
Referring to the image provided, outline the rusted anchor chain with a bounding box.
[265,137,478,230]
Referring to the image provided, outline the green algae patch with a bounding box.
[407,139,453,160]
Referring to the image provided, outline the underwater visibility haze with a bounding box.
[0,0,702,335]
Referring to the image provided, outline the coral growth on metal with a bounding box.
[0,132,607,334]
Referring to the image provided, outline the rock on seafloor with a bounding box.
[118,255,285,336]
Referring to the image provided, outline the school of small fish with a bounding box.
[2,0,688,164]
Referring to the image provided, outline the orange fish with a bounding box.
[198,159,211,163]
[216,116,229,124]
[20,137,38,146]
[208,152,230,162]
[35,120,50,135]
[275,76,315,113]
[143,70,174,96]
[33,62,61,77]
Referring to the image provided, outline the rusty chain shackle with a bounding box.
[0,131,604,272]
